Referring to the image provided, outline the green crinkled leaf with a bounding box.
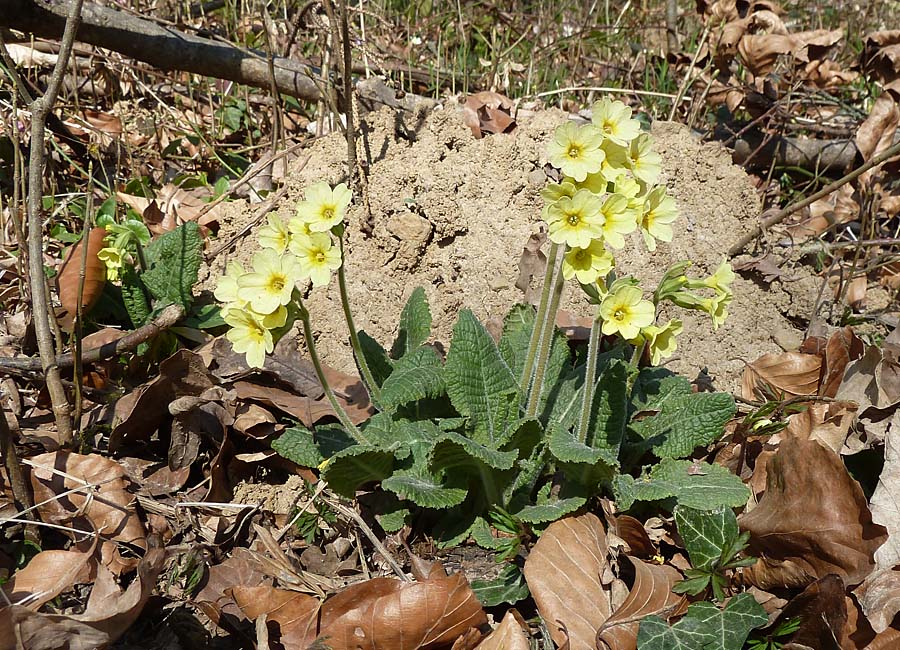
[376,504,411,533]
[141,221,202,309]
[357,330,394,387]
[444,310,520,446]
[471,564,530,606]
[631,392,736,459]
[674,505,740,572]
[391,287,431,359]
[544,364,585,430]
[470,517,513,551]
[514,497,585,524]
[637,593,767,650]
[120,266,151,328]
[270,424,355,468]
[320,445,396,497]
[381,471,467,509]
[613,458,750,511]
[431,431,518,472]
[631,367,693,412]
[379,346,446,412]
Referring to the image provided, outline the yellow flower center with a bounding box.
[613,307,626,321]
[322,206,335,221]
[567,212,581,227]
[315,251,326,264]
[268,274,286,292]
[567,144,582,160]
[249,321,266,339]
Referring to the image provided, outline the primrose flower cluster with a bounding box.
[215,182,349,367]
[543,98,734,364]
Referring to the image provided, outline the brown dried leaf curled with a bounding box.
[741,351,822,401]
[739,436,887,589]
[56,227,107,329]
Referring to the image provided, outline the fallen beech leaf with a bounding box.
[524,513,611,650]
[857,91,900,184]
[870,429,900,568]
[29,451,146,574]
[0,547,163,650]
[514,232,547,307]
[862,31,900,84]
[313,569,487,650]
[741,351,822,401]
[229,584,319,646]
[776,574,846,650]
[233,380,372,427]
[118,183,220,236]
[2,541,96,610]
[609,514,656,558]
[596,557,685,650]
[739,436,887,589]
[783,401,857,454]
[820,327,864,398]
[56,227,107,330]
[835,343,900,415]
[475,611,530,650]
[461,91,516,139]
[854,568,900,634]
[738,33,797,75]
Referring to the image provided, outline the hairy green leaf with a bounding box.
[141,222,202,309]
[471,564,530,606]
[391,287,431,359]
[431,431,518,472]
[120,266,151,328]
[445,310,520,446]
[321,445,396,497]
[637,593,767,650]
[357,330,394,387]
[613,458,750,511]
[381,471,467,509]
[379,346,446,412]
[271,424,355,468]
[515,497,586,524]
[631,392,736,459]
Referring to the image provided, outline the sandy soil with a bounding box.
[202,104,825,392]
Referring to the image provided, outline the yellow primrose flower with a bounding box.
[627,133,662,186]
[562,240,615,284]
[702,291,732,330]
[576,170,609,195]
[704,259,735,294]
[225,309,273,369]
[596,140,630,184]
[294,181,352,233]
[547,121,605,182]
[639,186,679,252]
[214,260,247,305]
[238,248,302,314]
[636,319,683,366]
[97,247,124,282]
[600,284,655,340]
[599,193,635,249]
[257,213,292,253]
[592,98,642,146]
[545,189,605,248]
[540,180,577,219]
[290,232,342,288]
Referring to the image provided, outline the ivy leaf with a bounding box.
[631,392,736,459]
[444,310,520,447]
[674,505,740,572]
[391,287,431,359]
[141,221,202,309]
[612,458,750,511]
[357,330,394,388]
[637,593,767,650]
[471,564,530,606]
[379,346,446,412]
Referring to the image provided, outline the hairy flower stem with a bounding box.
[526,244,566,418]
[520,242,562,394]
[297,298,368,444]
[576,315,603,444]
[336,237,381,403]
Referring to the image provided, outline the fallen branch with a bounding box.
[728,139,900,257]
[3,0,321,102]
[731,132,859,173]
[0,304,185,374]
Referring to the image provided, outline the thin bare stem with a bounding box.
[526,245,566,418]
[521,241,561,394]
[0,402,35,518]
[337,236,381,402]
[24,0,86,444]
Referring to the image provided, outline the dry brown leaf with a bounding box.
[233,380,372,428]
[741,351,822,401]
[857,91,900,185]
[474,611,530,650]
[596,557,686,650]
[738,33,797,75]
[461,91,516,139]
[783,401,857,454]
[836,341,900,416]
[0,547,163,650]
[870,426,900,569]
[792,29,843,61]
[776,574,847,650]
[821,327,864,398]
[56,227,107,330]
[117,183,220,236]
[29,451,146,574]
[313,569,487,650]
[523,512,611,650]
[739,436,887,589]
[608,514,656,558]
[2,541,96,610]
[854,568,900,634]
[230,584,319,646]
[862,31,900,84]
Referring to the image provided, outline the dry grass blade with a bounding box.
[523,513,611,650]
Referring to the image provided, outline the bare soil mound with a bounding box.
[203,105,822,392]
